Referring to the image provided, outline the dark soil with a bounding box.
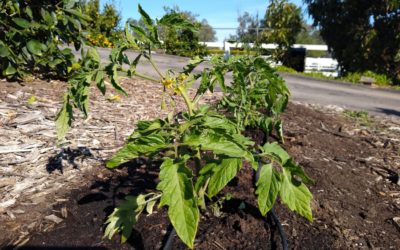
[6,104,400,250]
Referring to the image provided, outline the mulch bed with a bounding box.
[1,79,400,249]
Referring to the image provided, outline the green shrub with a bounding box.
[0,0,89,80]
[340,71,392,86]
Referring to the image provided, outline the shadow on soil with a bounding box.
[46,147,95,173]
[3,247,108,250]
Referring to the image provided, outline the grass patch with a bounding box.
[343,110,371,127]
[277,65,397,88]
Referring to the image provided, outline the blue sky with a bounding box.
[100,0,310,41]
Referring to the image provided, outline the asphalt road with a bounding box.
[78,47,400,118]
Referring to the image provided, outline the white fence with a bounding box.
[201,42,338,76]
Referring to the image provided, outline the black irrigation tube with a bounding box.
[162,226,176,250]
[256,162,289,250]
[161,162,289,250]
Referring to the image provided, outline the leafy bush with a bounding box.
[82,0,122,48]
[342,71,392,86]
[0,0,89,80]
[56,5,313,249]
[160,9,208,57]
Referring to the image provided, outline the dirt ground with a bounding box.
[1,78,400,249]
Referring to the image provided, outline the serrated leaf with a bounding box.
[87,47,100,63]
[106,134,167,168]
[27,40,46,56]
[207,158,242,197]
[138,4,154,29]
[95,70,106,95]
[104,195,146,243]
[213,68,226,91]
[284,159,314,185]
[56,94,73,142]
[13,17,30,28]
[280,168,313,221]
[202,140,249,159]
[261,142,290,165]
[256,164,281,215]
[108,64,127,96]
[157,157,199,249]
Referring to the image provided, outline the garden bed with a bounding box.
[1,79,400,249]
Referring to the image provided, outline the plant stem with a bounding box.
[179,88,194,116]
[149,58,164,79]
[133,72,160,83]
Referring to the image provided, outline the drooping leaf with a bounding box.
[55,94,73,142]
[256,164,281,215]
[157,157,199,249]
[280,168,313,221]
[104,195,146,243]
[207,158,242,197]
[95,70,106,95]
[261,142,290,165]
[106,134,168,168]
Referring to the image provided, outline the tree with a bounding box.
[82,0,122,47]
[160,6,209,57]
[199,19,217,42]
[262,0,303,60]
[236,12,262,43]
[296,22,324,45]
[305,0,400,82]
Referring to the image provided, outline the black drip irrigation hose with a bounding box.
[162,227,176,250]
[256,162,289,250]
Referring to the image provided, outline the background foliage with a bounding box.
[0,0,89,80]
[81,0,122,48]
[305,0,400,83]
[159,6,210,57]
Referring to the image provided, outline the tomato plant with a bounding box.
[56,5,313,249]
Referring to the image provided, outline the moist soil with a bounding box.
[14,104,400,250]
[2,86,400,249]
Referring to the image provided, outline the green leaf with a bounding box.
[261,142,290,165]
[203,140,249,159]
[56,94,73,142]
[275,120,284,143]
[0,42,10,57]
[104,195,146,243]
[280,168,313,221]
[213,68,226,91]
[87,47,100,63]
[207,158,242,197]
[256,164,281,215]
[138,4,154,29]
[106,134,167,168]
[3,63,16,76]
[95,70,106,95]
[25,7,33,19]
[284,159,314,185]
[13,17,30,29]
[27,40,46,56]
[157,158,199,249]
[108,64,127,96]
